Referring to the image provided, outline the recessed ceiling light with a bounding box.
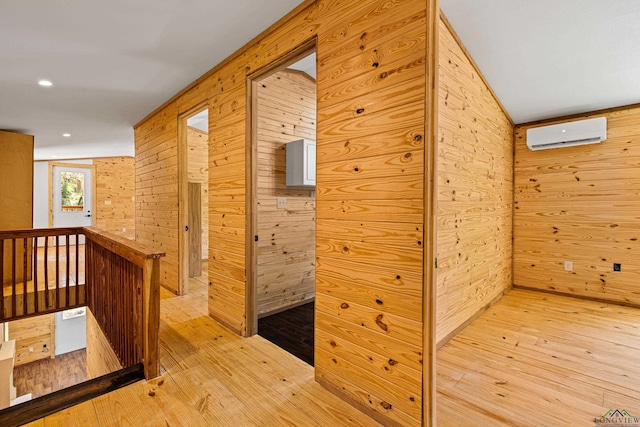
[38,80,53,87]
[63,133,71,137]
[52,155,58,158]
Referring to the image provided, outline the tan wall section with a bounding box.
[0,131,34,283]
[134,1,432,424]
[256,70,316,316]
[8,314,54,366]
[94,157,135,240]
[435,15,514,345]
[86,309,123,379]
[187,127,209,258]
[514,105,640,304]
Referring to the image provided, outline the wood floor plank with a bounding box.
[437,289,640,426]
[29,261,379,426]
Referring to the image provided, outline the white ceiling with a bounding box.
[288,53,316,79]
[187,109,208,133]
[0,0,303,160]
[3,1,639,160]
[440,0,640,124]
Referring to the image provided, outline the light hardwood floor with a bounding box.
[437,288,640,426]
[24,264,381,426]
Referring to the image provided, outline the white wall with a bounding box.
[54,311,86,355]
[33,159,92,228]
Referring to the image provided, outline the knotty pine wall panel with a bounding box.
[256,70,316,316]
[94,157,135,240]
[135,103,180,293]
[514,105,640,304]
[134,1,431,424]
[86,310,123,379]
[436,15,513,346]
[8,314,54,366]
[187,127,209,258]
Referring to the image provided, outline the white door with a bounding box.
[52,166,92,244]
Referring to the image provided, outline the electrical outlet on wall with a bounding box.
[564,261,573,271]
[277,197,287,209]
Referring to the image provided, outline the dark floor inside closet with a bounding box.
[258,301,314,366]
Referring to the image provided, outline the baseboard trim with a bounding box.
[315,370,406,427]
[0,363,144,427]
[512,285,640,309]
[257,297,314,319]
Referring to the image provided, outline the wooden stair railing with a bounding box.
[0,227,165,379]
[83,227,164,379]
[0,228,85,320]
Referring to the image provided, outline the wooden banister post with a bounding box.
[142,257,161,379]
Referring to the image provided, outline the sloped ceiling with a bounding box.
[440,0,640,124]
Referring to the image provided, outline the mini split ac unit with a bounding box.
[526,117,607,151]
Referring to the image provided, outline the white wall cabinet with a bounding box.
[286,139,316,187]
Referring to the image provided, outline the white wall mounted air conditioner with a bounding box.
[526,117,607,151]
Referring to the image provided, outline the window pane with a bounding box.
[60,172,85,211]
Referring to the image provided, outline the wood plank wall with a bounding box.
[86,309,122,379]
[8,314,54,366]
[435,15,513,345]
[134,1,432,424]
[514,105,640,304]
[256,69,316,316]
[94,157,135,240]
[187,127,209,258]
[135,106,180,293]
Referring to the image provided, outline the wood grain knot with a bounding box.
[414,134,423,141]
[396,275,401,280]
[340,302,349,309]
[375,314,388,332]
[388,359,397,365]
[380,401,392,410]
[342,246,349,253]
[356,108,365,114]
[360,32,367,40]
[148,391,156,397]
[344,141,350,147]
[372,62,379,68]
[330,340,337,347]
[403,152,412,159]
[353,167,359,172]
[379,72,388,79]
[375,299,383,305]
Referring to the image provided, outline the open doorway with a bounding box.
[249,47,317,365]
[178,107,209,295]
